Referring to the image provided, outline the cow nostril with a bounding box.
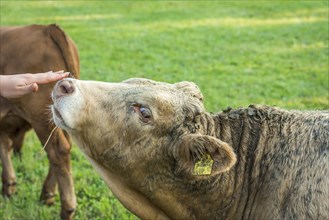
[60,84,69,94]
[58,80,74,95]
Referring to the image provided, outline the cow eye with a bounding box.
[140,107,151,119]
[132,104,152,123]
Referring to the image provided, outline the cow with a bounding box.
[0,24,80,220]
[51,77,328,220]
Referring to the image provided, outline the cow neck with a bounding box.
[84,154,171,220]
[211,106,274,218]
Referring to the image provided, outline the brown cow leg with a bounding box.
[0,133,16,196]
[12,128,26,158]
[40,166,58,205]
[33,125,76,220]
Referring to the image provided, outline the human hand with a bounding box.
[0,70,70,99]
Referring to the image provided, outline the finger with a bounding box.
[53,70,65,74]
[27,71,69,85]
[53,70,73,78]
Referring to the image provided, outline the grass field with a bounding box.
[0,1,328,219]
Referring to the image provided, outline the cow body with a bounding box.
[0,24,79,220]
[51,78,328,220]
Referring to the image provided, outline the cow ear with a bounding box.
[173,134,236,179]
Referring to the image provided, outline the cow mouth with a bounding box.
[53,107,63,121]
[52,106,68,129]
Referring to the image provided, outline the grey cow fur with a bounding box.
[51,78,329,220]
[193,105,329,219]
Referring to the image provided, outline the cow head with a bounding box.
[51,78,236,219]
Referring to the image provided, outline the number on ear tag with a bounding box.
[193,154,213,175]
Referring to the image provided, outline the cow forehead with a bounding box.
[122,78,171,86]
[95,79,186,102]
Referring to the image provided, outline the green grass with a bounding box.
[0,1,328,219]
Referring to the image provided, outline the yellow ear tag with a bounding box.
[193,153,213,175]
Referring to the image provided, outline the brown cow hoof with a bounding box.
[2,182,17,197]
[60,208,76,220]
[40,192,56,205]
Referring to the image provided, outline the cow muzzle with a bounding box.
[51,78,81,131]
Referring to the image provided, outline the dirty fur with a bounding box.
[190,105,329,219]
[51,78,329,220]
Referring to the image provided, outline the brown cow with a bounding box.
[51,78,328,220]
[0,24,79,220]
